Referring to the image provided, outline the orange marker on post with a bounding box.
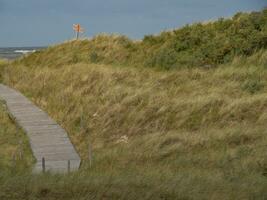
[73,24,85,40]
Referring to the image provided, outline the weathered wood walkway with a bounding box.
[0,84,81,173]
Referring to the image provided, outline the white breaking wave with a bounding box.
[14,50,36,54]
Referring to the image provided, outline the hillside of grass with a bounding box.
[16,9,267,69]
[0,48,266,199]
[0,8,267,200]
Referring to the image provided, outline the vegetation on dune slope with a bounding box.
[16,9,267,69]
[0,59,8,82]
[0,49,267,199]
[0,103,34,170]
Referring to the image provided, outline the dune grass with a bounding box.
[0,49,267,199]
[0,59,8,82]
[0,102,34,170]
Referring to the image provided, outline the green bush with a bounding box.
[89,51,100,63]
[139,8,267,69]
[146,49,178,69]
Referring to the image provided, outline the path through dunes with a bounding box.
[0,84,81,173]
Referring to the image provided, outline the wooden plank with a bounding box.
[0,84,81,173]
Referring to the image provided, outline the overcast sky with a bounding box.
[0,0,266,47]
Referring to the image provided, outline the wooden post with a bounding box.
[18,140,23,160]
[88,143,92,168]
[16,126,19,136]
[12,153,16,169]
[68,160,70,173]
[42,157,45,173]
[80,110,84,132]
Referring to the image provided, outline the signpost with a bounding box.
[73,24,85,40]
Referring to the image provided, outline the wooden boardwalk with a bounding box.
[0,84,81,173]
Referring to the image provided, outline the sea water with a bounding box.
[0,47,45,60]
